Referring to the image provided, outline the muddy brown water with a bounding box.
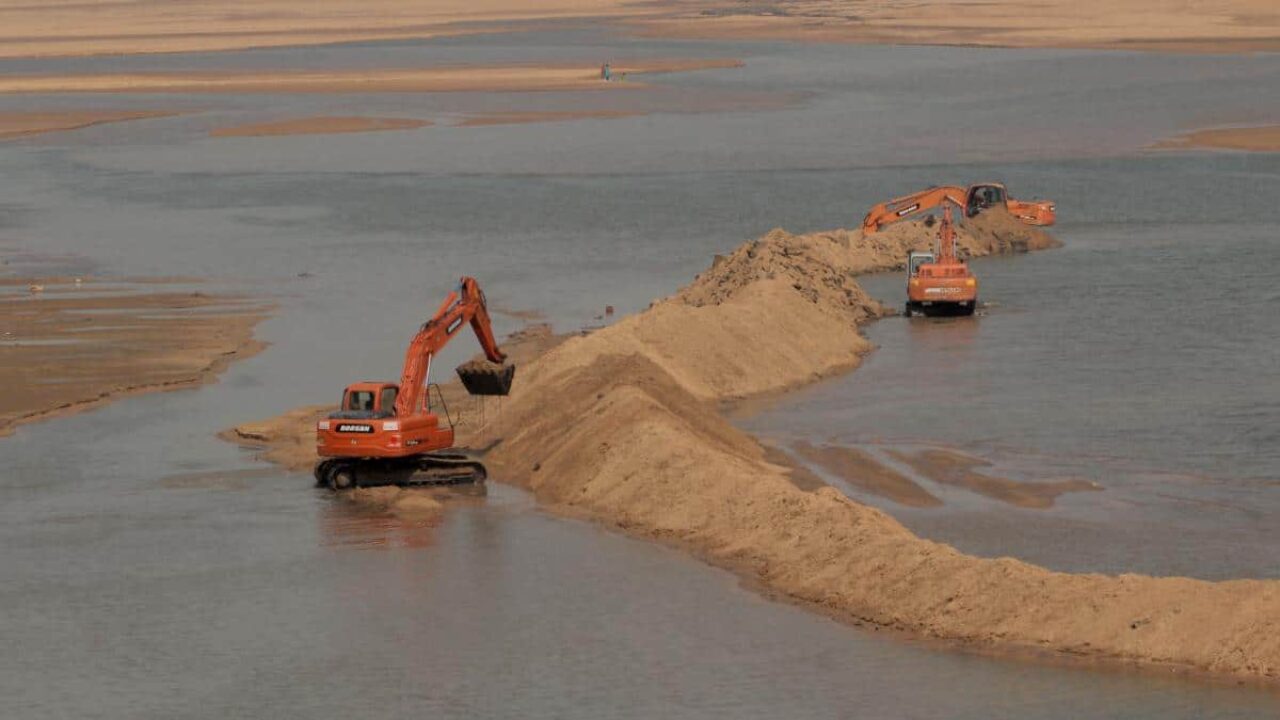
[2,28,1279,717]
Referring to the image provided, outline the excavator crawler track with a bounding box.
[314,454,487,491]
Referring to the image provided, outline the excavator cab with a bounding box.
[908,251,936,277]
[965,183,1007,218]
[332,382,398,419]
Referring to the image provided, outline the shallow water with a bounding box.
[740,161,1280,579]
[1,29,1278,717]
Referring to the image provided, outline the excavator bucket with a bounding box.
[456,360,515,396]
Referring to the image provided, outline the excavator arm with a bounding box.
[863,183,1056,233]
[862,186,967,234]
[393,276,510,418]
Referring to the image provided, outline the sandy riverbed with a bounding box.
[639,0,1280,53]
[228,209,1280,682]
[0,111,178,140]
[1,1,1273,57]
[0,0,658,58]
[0,278,269,437]
[1156,125,1280,152]
[0,60,742,96]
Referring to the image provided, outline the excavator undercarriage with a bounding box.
[314,453,487,491]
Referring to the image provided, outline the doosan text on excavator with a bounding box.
[313,276,514,491]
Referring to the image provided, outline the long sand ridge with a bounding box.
[228,210,1279,682]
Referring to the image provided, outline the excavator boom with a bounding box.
[395,276,509,418]
[862,186,967,234]
[862,183,1055,234]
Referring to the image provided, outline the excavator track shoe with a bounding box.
[456,360,515,396]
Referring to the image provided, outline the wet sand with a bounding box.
[638,0,1280,54]
[1156,125,1280,152]
[0,110,177,140]
[0,278,269,437]
[0,60,744,96]
[211,116,432,137]
[886,448,1101,510]
[793,441,942,507]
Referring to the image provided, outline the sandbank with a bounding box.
[0,278,269,436]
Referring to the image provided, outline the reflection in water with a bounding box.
[904,312,981,353]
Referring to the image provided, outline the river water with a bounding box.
[1,28,1278,718]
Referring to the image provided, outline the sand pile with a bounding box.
[229,215,1277,680]
[476,216,1277,681]
[682,208,1057,313]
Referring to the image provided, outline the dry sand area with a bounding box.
[1,1,1274,58]
[642,0,1280,53]
[0,0,660,58]
[0,278,269,437]
[227,209,1279,682]
[1156,125,1280,153]
[0,59,743,96]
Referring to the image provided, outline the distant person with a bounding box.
[601,62,612,81]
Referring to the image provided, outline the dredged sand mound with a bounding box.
[229,211,1279,680]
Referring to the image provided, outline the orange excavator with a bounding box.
[313,276,515,490]
[861,182,1055,235]
[893,201,978,317]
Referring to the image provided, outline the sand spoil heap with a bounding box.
[231,211,1278,680]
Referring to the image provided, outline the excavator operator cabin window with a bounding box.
[347,391,374,412]
[380,387,398,415]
